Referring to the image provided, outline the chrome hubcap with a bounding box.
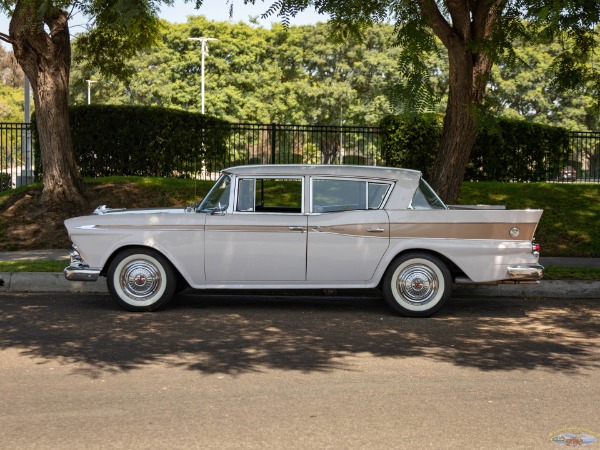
[120,260,162,301]
[396,264,439,306]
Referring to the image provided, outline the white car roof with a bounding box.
[223,164,421,181]
[223,165,423,209]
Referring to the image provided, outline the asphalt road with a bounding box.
[1,292,599,449]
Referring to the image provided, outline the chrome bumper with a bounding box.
[507,264,544,281]
[64,245,101,282]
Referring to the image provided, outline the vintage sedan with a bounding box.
[65,165,543,317]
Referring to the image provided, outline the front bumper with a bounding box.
[64,246,101,282]
[507,264,544,281]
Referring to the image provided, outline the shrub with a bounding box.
[379,114,570,182]
[467,118,570,182]
[0,172,12,191]
[343,155,367,165]
[379,114,443,179]
[33,105,230,178]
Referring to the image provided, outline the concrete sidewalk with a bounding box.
[0,249,71,262]
[0,249,599,298]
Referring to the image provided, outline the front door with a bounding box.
[205,177,307,282]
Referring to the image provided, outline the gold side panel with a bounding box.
[389,222,538,240]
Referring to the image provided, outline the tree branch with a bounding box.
[472,0,506,42]
[415,0,454,47]
[447,0,472,40]
[0,32,14,45]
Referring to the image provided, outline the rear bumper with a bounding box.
[507,264,544,281]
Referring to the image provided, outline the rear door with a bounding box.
[306,178,391,282]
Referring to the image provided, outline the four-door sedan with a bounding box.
[65,165,543,317]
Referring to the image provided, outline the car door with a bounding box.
[306,178,391,282]
[205,176,307,282]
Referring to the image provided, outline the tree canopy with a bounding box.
[236,0,600,202]
[70,17,401,125]
[66,16,599,133]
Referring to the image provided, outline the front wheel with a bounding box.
[107,248,177,312]
[382,253,452,317]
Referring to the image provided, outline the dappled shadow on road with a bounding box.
[0,292,599,378]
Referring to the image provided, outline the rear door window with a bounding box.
[311,179,391,213]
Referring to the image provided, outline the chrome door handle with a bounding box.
[366,227,385,233]
[288,226,306,232]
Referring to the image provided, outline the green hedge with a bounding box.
[379,114,442,180]
[33,105,230,178]
[0,172,11,191]
[468,119,570,182]
[379,114,570,182]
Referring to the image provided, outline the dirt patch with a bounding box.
[0,183,179,251]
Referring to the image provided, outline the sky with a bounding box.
[0,0,329,39]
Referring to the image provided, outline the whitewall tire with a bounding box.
[107,248,177,312]
[382,253,452,317]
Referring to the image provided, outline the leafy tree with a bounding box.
[0,82,23,121]
[0,45,26,122]
[70,18,402,127]
[488,27,600,133]
[0,0,191,203]
[0,45,23,88]
[238,0,600,203]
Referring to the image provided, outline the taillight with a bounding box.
[532,242,540,261]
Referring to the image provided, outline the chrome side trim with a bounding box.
[94,205,126,215]
[507,264,544,280]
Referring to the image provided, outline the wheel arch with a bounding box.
[100,245,184,281]
[378,248,463,286]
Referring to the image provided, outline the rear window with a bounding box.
[410,179,447,210]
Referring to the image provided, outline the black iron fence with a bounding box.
[0,122,33,191]
[1,121,599,189]
[207,123,381,177]
[568,131,600,182]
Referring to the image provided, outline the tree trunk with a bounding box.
[430,42,493,204]
[429,46,479,204]
[9,0,86,204]
[417,0,501,204]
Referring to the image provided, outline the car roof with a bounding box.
[223,164,422,181]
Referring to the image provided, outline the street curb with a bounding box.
[0,272,108,293]
[0,272,599,298]
[454,280,600,299]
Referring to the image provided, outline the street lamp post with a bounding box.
[188,37,218,182]
[86,79,98,105]
[188,37,218,114]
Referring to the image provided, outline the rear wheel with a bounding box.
[107,248,177,312]
[382,253,452,317]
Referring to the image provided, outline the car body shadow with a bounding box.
[0,292,598,378]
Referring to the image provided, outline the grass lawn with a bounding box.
[458,182,600,257]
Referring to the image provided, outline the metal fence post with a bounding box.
[270,123,277,164]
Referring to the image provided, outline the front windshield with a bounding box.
[197,174,231,213]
